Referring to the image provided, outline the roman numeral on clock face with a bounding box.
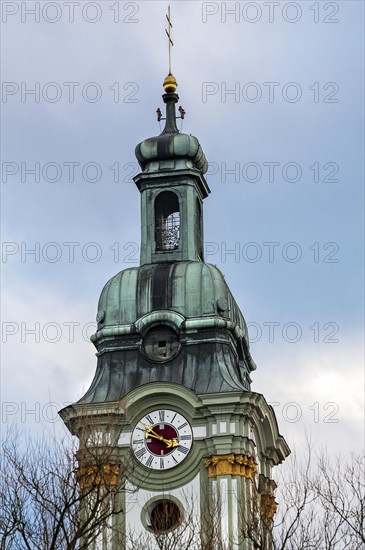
[132,410,193,470]
[178,446,189,454]
[135,447,147,459]
[178,422,188,431]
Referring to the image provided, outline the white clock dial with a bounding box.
[131,409,193,470]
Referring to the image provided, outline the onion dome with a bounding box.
[135,74,208,174]
[82,261,257,403]
[93,262,249,339]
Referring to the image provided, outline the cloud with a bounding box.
[253,339,364,453]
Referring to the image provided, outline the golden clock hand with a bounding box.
[146,431,164,442]
[164,438,180,448]
[142,424,163,440]
[148,434,179,448]
[145,432,177,447]
[142,425,180,448]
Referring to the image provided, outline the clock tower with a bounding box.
[60,72,290,549]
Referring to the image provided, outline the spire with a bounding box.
[161,6,179,135]
[161,78,179,135]
[134,3,208,177]
[134,69,208,173]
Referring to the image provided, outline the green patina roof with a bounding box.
[134,89,208,174]
[135,132,208,174]
[95,261,246,330]
[62,81,259,406]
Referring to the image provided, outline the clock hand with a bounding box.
[150,434,180,448]
[145,431,180,447]
[165,438,180,448]
[146,431,164,442]
[142,425,180,448]
[142,424,163,440]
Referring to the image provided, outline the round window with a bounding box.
[142,325,181,362]
[148,499,181,533]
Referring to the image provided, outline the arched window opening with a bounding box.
[155,192,180,251]
[195,198,202,259]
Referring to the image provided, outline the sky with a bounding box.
[1,0,364,461]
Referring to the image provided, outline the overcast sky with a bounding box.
[1,1,364,459]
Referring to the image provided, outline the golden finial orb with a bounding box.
[163,73,177,93]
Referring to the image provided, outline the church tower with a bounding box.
[60,65,290,549]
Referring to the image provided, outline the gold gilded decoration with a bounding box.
[260,494,278,519]
[163,73,178,93]
[204,453,257,478]
[76,463,120,489]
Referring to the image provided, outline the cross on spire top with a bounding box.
[165,5,174,75]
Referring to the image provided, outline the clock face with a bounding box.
[131,409,193,470]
